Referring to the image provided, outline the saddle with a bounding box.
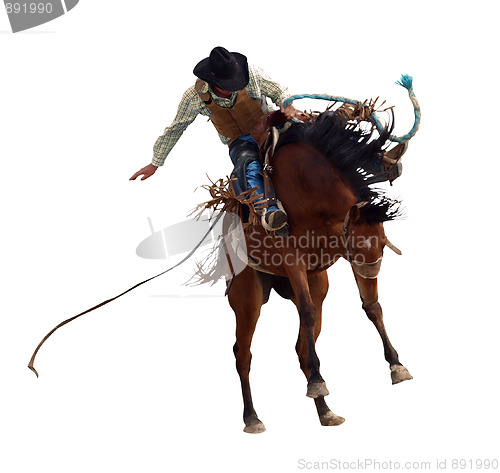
[250,110,289,210]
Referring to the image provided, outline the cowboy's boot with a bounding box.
[247,161,289,234]
[263,208,288,232]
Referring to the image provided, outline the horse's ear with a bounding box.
[349,205,361,222]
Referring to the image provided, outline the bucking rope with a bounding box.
[28,177,266,377]
[282,74,420,144]
[28,211,224,377]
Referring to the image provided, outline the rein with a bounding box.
[28,211,224,377]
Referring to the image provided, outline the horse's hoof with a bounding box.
[320,411,345,426]
[307,382,330,398]
[390,364,413,384]
[243,421,266,434]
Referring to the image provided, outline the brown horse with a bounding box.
[26,106,413,434]
[224,110,412,433]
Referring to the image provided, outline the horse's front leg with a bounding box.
[293,271,345,426]
[352,269,413,384]
[228,266,266,434]
[283,257,330,398]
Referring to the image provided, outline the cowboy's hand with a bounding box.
[129,163,158,180]
[280,102,304,121]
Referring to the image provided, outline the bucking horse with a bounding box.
[28,75,420,434]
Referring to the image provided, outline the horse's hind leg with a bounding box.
[352,270,413,384]
[228,267,269,434]
[293,272,345,426]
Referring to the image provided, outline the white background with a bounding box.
[1,1,499,472]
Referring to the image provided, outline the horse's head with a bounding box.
[343,201,402,279]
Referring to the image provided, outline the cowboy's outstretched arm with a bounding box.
[130,88,200,180]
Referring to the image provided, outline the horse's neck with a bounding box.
[274,142,358,224]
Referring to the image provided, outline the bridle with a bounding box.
[341,201,401,266]
[342,201,373,265]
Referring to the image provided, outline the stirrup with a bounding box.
[386,162,403,183]
[261,201,288,232]
[263,209,287,231]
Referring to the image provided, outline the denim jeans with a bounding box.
[229,135,279,214]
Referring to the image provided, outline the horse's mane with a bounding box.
[275,110,402,223]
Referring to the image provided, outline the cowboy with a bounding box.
[130,46,302,231]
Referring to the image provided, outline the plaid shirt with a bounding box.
[152,65,289,166]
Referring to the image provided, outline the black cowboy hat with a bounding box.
[193,47,249,92]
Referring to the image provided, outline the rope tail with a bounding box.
[387,74,421,143]
[28,211,224,377]
[283,74,421,144]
